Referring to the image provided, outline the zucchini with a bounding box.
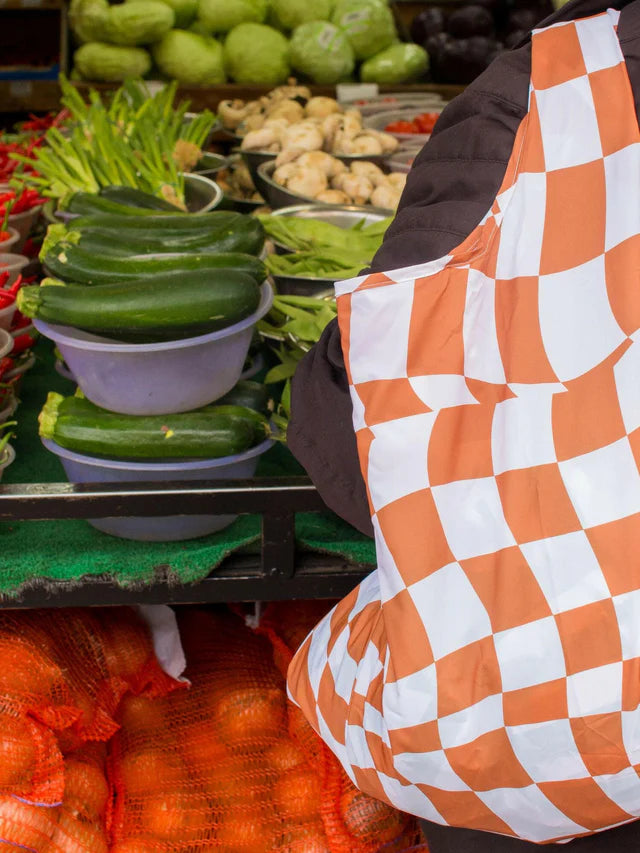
[71,211,242,233]
[100,186,180,211]
[216,380,271,416]
[17,271,262,342]
[39,393,268,459]
[63,193,176,218]
[42,246,267,286]
[63,213,265,256]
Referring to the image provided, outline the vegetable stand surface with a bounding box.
[0,340,374,606]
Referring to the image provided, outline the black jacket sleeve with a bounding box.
[286,43,532,537]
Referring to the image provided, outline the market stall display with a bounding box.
[14,79,217,209]
[257,158,407,211]
[68,0,429,84]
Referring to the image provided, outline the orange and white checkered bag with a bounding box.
[288,9,640,844]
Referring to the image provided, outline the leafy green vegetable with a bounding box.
[15,78,216,206]
[258,213,391,254]
[266,249,366,280]
[331,0,397,60]
[258,293,338,437]
[289,21,355,84]
[270,0,332,30]
[152,30,226,85]
[360,43,429,83]
[131,0,197,28]
[105,0,174,45]
[69,0,109,43]
[73,42,152,81]
[197,0,268,33]
[223,23,290,85]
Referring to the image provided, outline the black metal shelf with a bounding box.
[0,476,372,608]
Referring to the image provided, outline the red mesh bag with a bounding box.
[0,607,180,810]
[257,601,427,853]
[109,605,426,852]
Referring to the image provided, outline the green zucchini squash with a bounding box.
[62,214,265,256]
[39,393,269,459]
[63,193,176,218]
[99,186,181,211]
[17,271,262,342]
[216,380,272,416]
[70,211,242,233]
[42,246,266,285]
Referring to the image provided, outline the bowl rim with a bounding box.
[0,329,12,358]
[0,442,15,470]
[42,433,275,472]
[33,280,274,354]
[257,161,394,214]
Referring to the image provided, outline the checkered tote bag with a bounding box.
[288,10,640,844]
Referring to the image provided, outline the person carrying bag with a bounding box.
[287,3,640,849]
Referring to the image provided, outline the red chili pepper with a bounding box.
[385,120,418,134]
[0,358,14,381]
[10,332,36,355]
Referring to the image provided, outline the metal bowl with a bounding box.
[270,273,343,297]
[55,172,223,221]
[268,203,391,254]
[256,161,394,213]
[183,173,224,213]
[363,107,444,145]
[238,149,278,184]
[192,152,228,180]
[356,93,448,117]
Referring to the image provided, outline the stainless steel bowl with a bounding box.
[193,152,228,180]
[268,203,391,254]
[238,149,278,183]
[183,173,224,213]
[256,161,394,213]
[271,273,340,297]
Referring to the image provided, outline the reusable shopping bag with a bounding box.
[289,10,640,843]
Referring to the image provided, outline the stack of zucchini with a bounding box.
[29,186,275,466]
[19,187,268,343]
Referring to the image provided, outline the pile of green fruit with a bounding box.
[69,0,429,85]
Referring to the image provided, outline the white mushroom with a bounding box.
[342,108,363,137]
[350,161,386,186]
[305,97,342,120]
[338,174,373,205]
[371,184,402,210]
[240,127,282,151]
[218,99,252,131]
[266,100,305,124]
[321,113,344,150]
[295,151,346,178]
[367,129,400,154]
[331,171,349,191]
[287,169,328,199]
[270,82,312,103]
[240,113,267,133]
[262,118,291,139]
[234,161,255,192]
[315,189,352,205]
[273,163,303,185]
[279,122,324,155]
[275,147,306,167]
[386,172,407,191]
[334,133,383,157]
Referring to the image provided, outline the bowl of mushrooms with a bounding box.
[255,154,407,213]
[236,92,399,174]
[216,155,266,214]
